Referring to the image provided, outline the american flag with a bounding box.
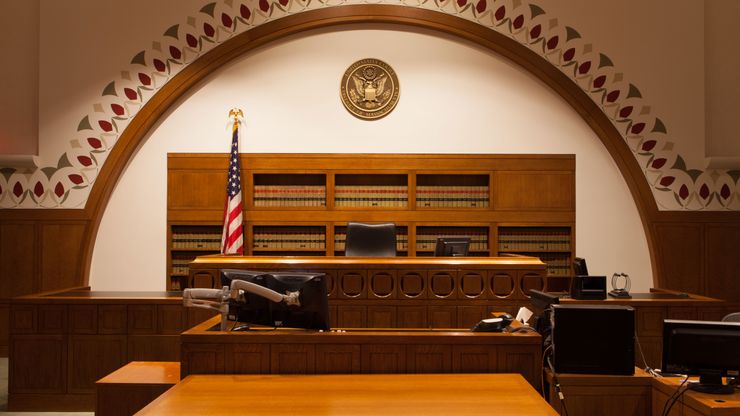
[220,120,244,254]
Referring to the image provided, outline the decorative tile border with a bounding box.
[0,0,737,210]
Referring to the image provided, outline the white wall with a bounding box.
[91,26,652,292]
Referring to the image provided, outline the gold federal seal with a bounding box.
[340,58,400,120]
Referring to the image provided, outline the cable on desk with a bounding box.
[634,331,659,377]
[546,355,569,416]
[660,374,689,416]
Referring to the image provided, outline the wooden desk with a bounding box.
[181,315,543,389]
[652,376,740,416]
[96,361,180,416]
[544,368,653,416]
[188,255,548,329]
[137,373,558,415]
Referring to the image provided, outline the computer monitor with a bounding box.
[434,236,471,257]
[662,319,740,394]
[220,269,272,328]
[222,269,331,331]
[573,257,589,275]
[528,289,560,346]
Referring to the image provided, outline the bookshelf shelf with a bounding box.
[167,153,575,290]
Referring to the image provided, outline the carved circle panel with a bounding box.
[339,271,366,299]
[399,271,426,299]
[490,272,515,299]
[321,270,337,298]
[369,271,396,299]
[429,271,456,299]
[459,271,485,299]
[520,273,546,297]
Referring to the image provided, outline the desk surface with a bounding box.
[653,376,740,416]
[136,373,557,416]
[190,254,546,268]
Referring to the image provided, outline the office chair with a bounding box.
[721,312,740,322]
[345,222,396,257]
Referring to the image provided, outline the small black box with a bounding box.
[551,304,635,375]
[570,275,607,300]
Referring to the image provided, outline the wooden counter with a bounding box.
[544,368,654,416]
[181,315,543,389]
[8,288,215,412]
[138,373,558,416]
[652,376,740,416]
[189,255,549,329]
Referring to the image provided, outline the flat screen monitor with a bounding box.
[662,319,740,394]
[220,269,272,328]
[528,289,560,345]
[434,236,471,257]
[573,257,589,276]
[221,269,331,331]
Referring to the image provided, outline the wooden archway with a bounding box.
[84,5,660,289]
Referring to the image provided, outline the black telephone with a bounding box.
[471,313,514,332]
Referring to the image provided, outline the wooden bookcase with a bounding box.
[167,153,576,291]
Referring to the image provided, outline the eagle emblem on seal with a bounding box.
[340,58,400,120]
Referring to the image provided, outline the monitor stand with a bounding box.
[688,374,735,395]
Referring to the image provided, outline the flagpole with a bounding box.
[221,108,245,256]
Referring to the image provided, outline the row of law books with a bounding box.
[334,233,409,251]
[171,257,194,276]
[334,185,408,207]
[416,186,489,208]
[252,229,326,250]
[538,254,572,276]
[498,231,571,251]
[416,232,488,251]
[253,185,327,207]
[172,232,221,250]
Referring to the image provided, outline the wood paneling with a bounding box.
[407,345,452,373]
[494,171,574,210]
[367,305,396,328]
[397,305,427,328]
[168,170,226,210]
[128,305,157,334]
[39,305,67,334]
[181,343,225,376]
[429,305,457,328]
[361,344,406,374]
[315,344,362,374]
[157,304,187,334]
[337,305,366,328]
[68,305,97,334]
[128,335,181,362]
[39,223,87,292]
[10,334,66,393]
[0,223,36,297]
[705,224,740,301]
[224,344,270,374]
[653,223,704,294]
[452,345,497,372]
[271,344,316,374]
[10,304,37,334]
[98,305,126,334]
[67,335,127,393]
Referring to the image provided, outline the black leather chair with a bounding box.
[345,222,396,257]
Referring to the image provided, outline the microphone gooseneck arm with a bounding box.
[230,279,301,307]
[182,287,230,331]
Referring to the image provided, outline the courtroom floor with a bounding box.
[0,358,93,416]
